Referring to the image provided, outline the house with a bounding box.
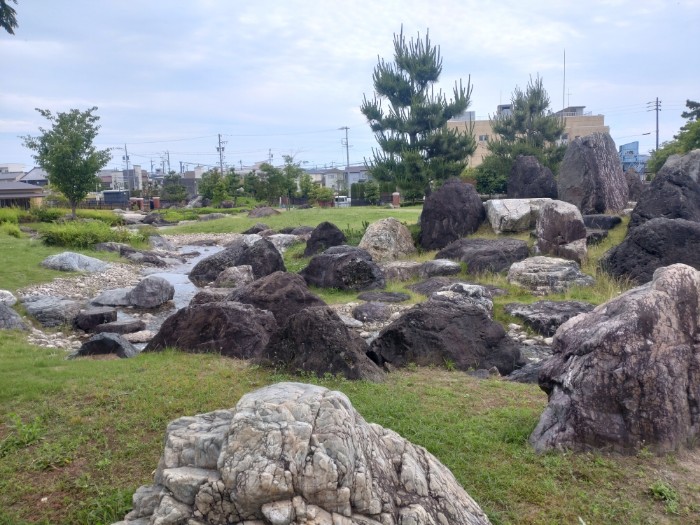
[0,181,46,208]
[305,165,371,192]
[447,105,609,168]
[618,141,650,177]
[21,167,49,187]
[0,164,25,183]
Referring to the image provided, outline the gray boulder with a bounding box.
[369,300,523,375]
[504,300,595,337]
[508,256,594,295]
[661,148,700,182]
[358,217,417,262]
[41,252,108,273]
[189,289,230,305]
[557,132,628,214]
[484,198,552,234]
[145,302,277,358]
[430,283,493,316]
[530,264,700,453]
[535,200,588,263]
[624,169,645,202]
[0,290,17,306]
[357,291,411,303]
[94,318,147,334]
[71,333,139,359]
[420,258,462,277]
[22,295,83,327]
[379,260,423,281]
[600,217,700,284]
[189,237,285,286]
[419,179,485,250]
[212,265,255,288]
[507,155,558,199]
[128,276,175,309]
[436,237,530,273]
[352,301,392,323]
[261,306,385,382]
[300,246,385,291]
[114,382,491,525]
[91,288,132,307]
[247,206,280,218]
[266,233,302,254]
[242,222,270,234]
[0,303,28,331]
[303,221,347,256]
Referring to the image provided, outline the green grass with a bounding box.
[0,332,698,524]
[2,208,699,524]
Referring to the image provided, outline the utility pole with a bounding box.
[268,148,273,164]
[180,161,184,174]
[166,151,171,173]
[122,144,131,191]
[647,97,661,150]
[217,134,227,174]
[339,126,350,193]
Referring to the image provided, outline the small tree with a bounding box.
[476,75,565,194]
[22,107,111,218]
[160,173,187,203]
[648,99,700,173]
[361,26,476,197]
[299,172,314,198]
[364,179,380,205]
[198,169,223,201]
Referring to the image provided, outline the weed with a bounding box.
[0,413,43,458]
[649,480,680,514]
[0,223,21,238]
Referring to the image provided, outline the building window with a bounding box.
[478,134,489,142]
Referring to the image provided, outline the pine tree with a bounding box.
[361,27,476,199]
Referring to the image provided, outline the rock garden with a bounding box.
[2,145,700,524]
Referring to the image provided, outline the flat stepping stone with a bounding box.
[94,318,147,334]
[357,291,411,303]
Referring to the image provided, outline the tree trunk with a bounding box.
[70,201,77,220]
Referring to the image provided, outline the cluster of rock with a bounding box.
[112,382,492,525]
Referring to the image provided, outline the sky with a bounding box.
[1,0,698,173]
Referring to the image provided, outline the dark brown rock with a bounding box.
[72,307,118,332]
[530,264,700,453]
[71,333,138,359]
[625,169,645,201]
[436,237,529,273]
[557,132,628,214]
[582,214,622,230]
[300,246,385,291]
[260,306,385,381]
[357,291,411,303]
[93,318,147,334]
[507,155,558,199]
[227,271,326,326]
[303,221,347,256]
[144,302,277,358]
[600,217,700,284]
[352,302,391,323]
[247,206,280,218]
[368,300,523,375]
[419,179,485,250]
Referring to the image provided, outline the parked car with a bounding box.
[334,195,351,208]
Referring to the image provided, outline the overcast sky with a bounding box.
[2,0,698,173]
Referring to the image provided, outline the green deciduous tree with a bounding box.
[0,0,18,35]
[160,173,187,203]
[198,169,223,201]
[299,172,314,199]
[647,99,700,173]
[361,26,476,198]
[22,107,111,218]
[476,75,565,194]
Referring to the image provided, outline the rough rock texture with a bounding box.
[261,306,385,382]
[267,233,303,254]
[227,271,326,326]
[557,132,629,214]
[419,179,485,250]
[127,276,175,309]
[300,246,385,291]
[535,200,588,263]
[358,217,417,262]
[0,290,18,306]
[484,198,552,233]
[582,214,622,230]
[242,222,270,234]
[628,163,700,230]
[189,238,285,286]
[507,155,558,199]
[408,277,464,297]
[419,259,461,278]
[430,283,493,316]
[212,265,255,288]
[530,264,700,454]
[0,303,28,331]
[600,217,700,284]
[91,287,132,307]
[662,149,700,183]
[189,289,230,306]
[41,251,109,273]
[94,318,147,335]
[586,228,608,245]
[247,206,281,218]
[504,300,594,337]
[379,261,423,282]
[22,295,84,327]
[625,169,645,202]
[369,300,523,375]
[304,221,347,256]
[352,302,391,323]
[71,333,138,359]
[113,382,491,525]
[508,256,595,295]
[357,292,410,304]
[436,237,530,274]
[145,302,278,358]
[72,307,118,331]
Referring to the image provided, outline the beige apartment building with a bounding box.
[447,105,609,167]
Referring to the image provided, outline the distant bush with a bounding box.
[75,209,125,226]
[41,221,138,248]
[29,207,64,223]
[0,208,21,225]
[0,223,22,238]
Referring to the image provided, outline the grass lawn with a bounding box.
[0,207,698,524]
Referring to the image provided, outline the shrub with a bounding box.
[0,223,21,238]
[0,208,20,225]
[29,207,65,223]
[40,221,139,248]
[75,209,125,226]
